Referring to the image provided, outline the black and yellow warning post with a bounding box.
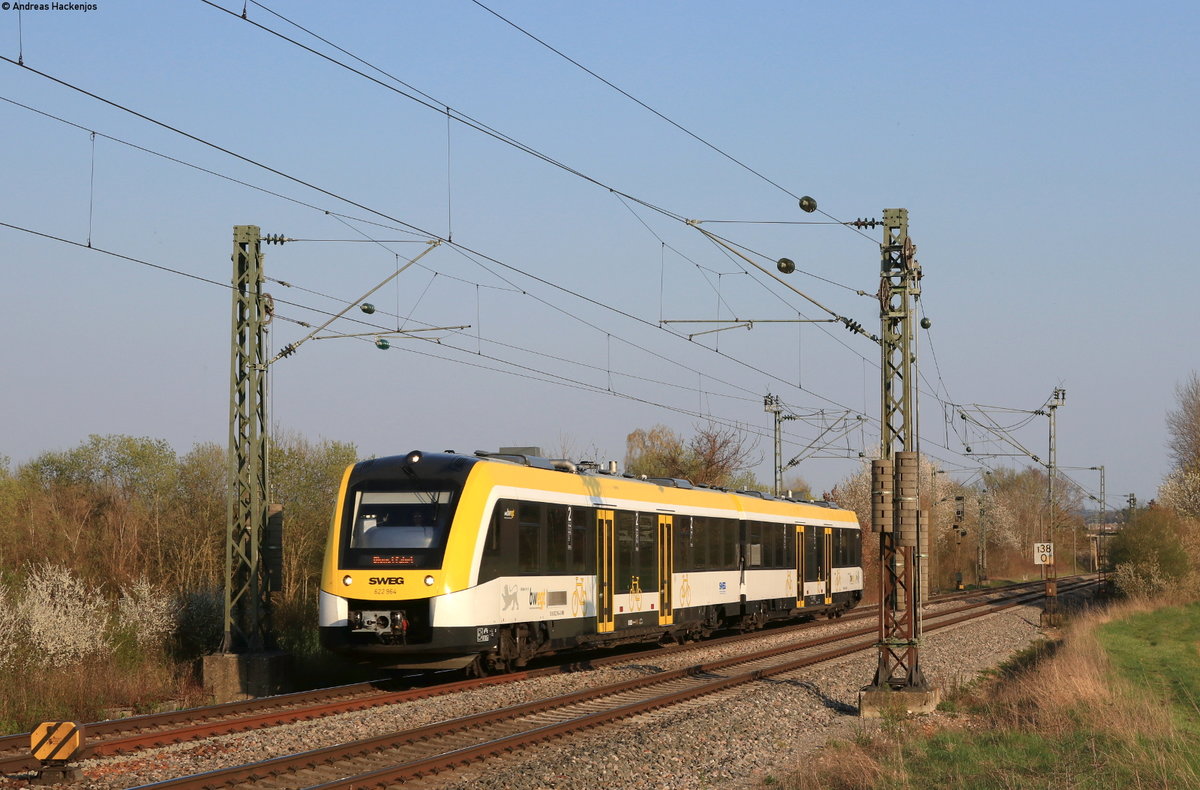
[30,721,85,784]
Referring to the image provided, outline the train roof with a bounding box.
[351,449,853,516]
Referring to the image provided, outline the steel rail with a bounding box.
[124,580,1095,790]
[0,576,1079,776]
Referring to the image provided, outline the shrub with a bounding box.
[113,578,175,661]
[1112,557,1172,598]
[0,588,18,670]
[1107,507,1190,597]
[16,563,111,668]
[173,588,224,660]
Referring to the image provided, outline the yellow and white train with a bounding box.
[319,450,863,674]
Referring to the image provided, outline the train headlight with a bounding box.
[342,575,353,586]
[424,575,435,587]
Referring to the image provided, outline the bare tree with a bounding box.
[1167,372,1200,473]
[549,432,605,464]
[624,422,760,489]
[782,473,813,500]
[1160,468,1200,520]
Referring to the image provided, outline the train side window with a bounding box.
[569,506,594,573]
[615,510,636,592]
[748,521,763,568]
[723,518,739,570]
[783,523,795,567]
[518,502,544,574]
[479,500,517,583]
[546,505,568,574]
[636,513,658,593]
[708,518,724,570]
[704,517,725,569]
[804,527,821,581]
[836,527,860,567]
[833,528,853,566]
[758,522,775,568]
[673,516,692,570]
[692,517,709,570]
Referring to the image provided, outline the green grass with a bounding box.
[878,728,1171,789]
[1097,602,1200,735]
[782,600,1200,790]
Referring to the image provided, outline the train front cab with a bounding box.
[319,453,491,669]
[320,453,862,672]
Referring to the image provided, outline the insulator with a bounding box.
[895,451,920,547]
[375,337,391,350]
[278,343,296,359]
[871,459,893,533]
[360,302,376,314]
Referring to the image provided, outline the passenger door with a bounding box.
[823,527,833,604]
[658,515,673,625]
[795,524,805,608]
[596,510,614,633]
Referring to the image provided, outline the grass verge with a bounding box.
[777,597,1200,789]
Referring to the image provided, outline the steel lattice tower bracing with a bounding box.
[224,225,273,653]
[1041,387,1066,625]
[870,208,928,691]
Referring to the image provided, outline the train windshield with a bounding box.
[341,484,459,569]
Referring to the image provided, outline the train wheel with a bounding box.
[464,653,490,678]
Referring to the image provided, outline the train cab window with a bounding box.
[340,484,459,570]
[349,490,452,550]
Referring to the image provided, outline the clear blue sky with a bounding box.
[1,1,1195,510]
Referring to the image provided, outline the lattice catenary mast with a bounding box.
[862,208,935,704]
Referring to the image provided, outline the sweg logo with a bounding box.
[369,576,405,585]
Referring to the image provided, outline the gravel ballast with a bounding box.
[2,599,1050,789]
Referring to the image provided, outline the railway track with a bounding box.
[121,578,1091,789]
[0,577,1051,776]
[0,577,1093,787]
